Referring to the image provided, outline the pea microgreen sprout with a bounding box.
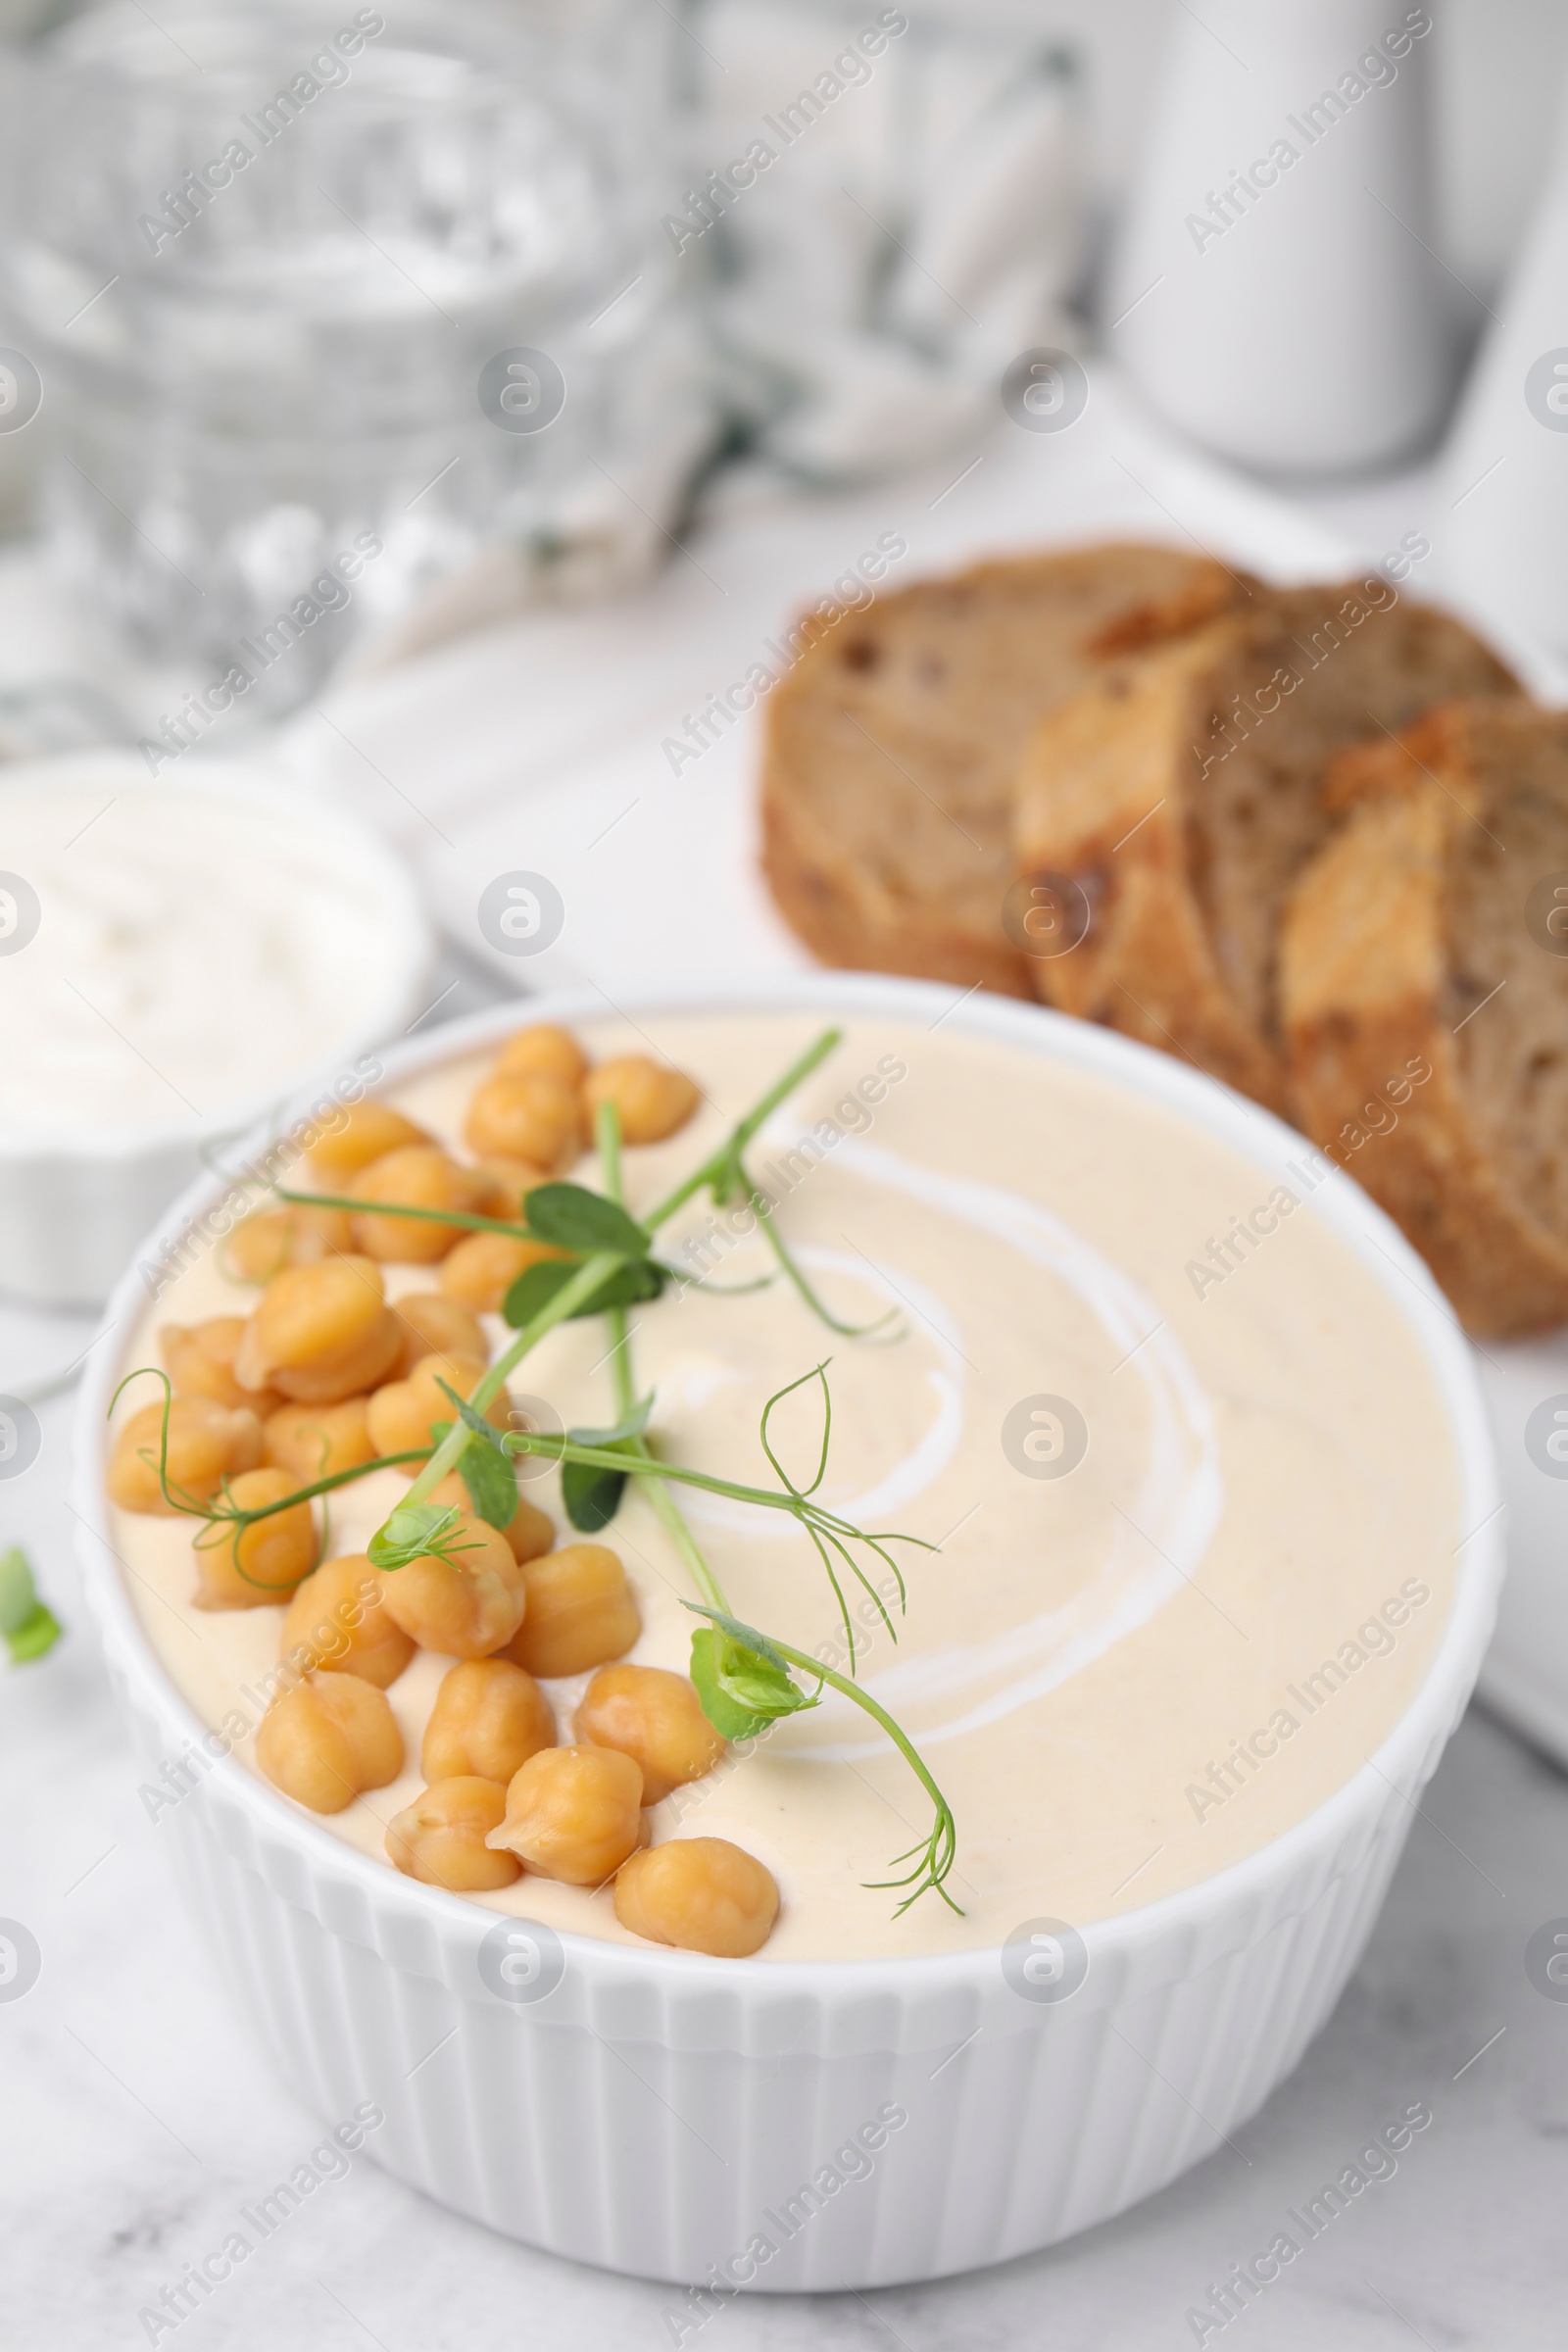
[115,1030,963,1910]
[582,1098,959,1915]
[132,1038,839,1569]
[628,1022,901,1338]
[487,1390,961,1915]
[107,1367,439,1589]
[293,1028,850,1553]
[269,1024,847,1250]
[384,1099,959,1911]
[701,1128,902,1341]
[594,1100,905,1667]
[682,1606,959,1917]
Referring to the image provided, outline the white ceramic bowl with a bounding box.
[0,752,433,1308]
[73,974,1502,2289]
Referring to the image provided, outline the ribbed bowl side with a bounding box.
[135,1740,1424,2291]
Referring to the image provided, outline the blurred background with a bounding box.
[0,0,1560,733]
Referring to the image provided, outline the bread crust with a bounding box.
[1013,587,1516,1113]
[1282,701,1568,1337]
[760,544,1260,994]
[1012,619,1288,1104]
[760,790,1035,997]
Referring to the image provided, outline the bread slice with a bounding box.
[1282,700,1568,1337]
[760,545,1262,997]
[1012,585,1516,1107]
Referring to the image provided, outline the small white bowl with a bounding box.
[0,753,433,1307]
[74,974,1501,2288]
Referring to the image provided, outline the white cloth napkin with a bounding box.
[695,1,1087,484]
[346,5,1090,664]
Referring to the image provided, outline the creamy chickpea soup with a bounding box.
[109,1012,1460,1962]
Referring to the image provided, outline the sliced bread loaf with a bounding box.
[1011,584,1516,1108]
[760,544,1260,997]
[1281,700,1568,1337]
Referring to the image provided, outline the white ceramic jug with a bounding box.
[1435,80,1568,656]
[1105,1,1450,475]
[1474,1333,1568,1771]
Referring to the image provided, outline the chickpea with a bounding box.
[367,1351,511,1459]
[350,1147,492,1263]
[422,1659,555,1784]
[161,1317,278,1415]
[108,1396,264,1515]
[501,1544,641,1679]
[387,1777,520,1891]
[256,1671,403,1814]
[378,1513,527,1657]
[485,1744,644,1884]
[270,1310,403,1405]
[232,1254,387,1391]
[367,1364,450,1460]
[304,1099,432,1182]
[279,1552,415,1688]
[496,1025,589,1089]
[192,1467,317,1609]
[231,1258,404,1407]
[473,1157,553,1218]
[225,1202,354,1282]
[264,1397,374,1484]
[438,1230,564,1316]
[584,1056,700,1146]
[430,1470,555,1564]
[290,1201,357,1263]
[225,1206,292,1282]
[464,1071,583,1172]
[573,1665,725,1805]
[393,1291,488,1373]
[613,1839,779,1958]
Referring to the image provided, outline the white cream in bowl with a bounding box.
[106,1008,1461,1963]
[0,755,430,1302]
[0,776,413,1133]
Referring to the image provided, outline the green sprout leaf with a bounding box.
[558,1397,656,1533]
[503,1257,577,1329]
[432,1381,507,1446]
[522,1182,649,1257]
[368,1501,466,1574]
[0,1546,62,1664]
[431,1384,518,1533]
[502,1254,666,1329]
[496,1396,674,1533]
[458,1446,520,1532]
[429,1420,518,1533]
[687,1610,819,1740]
[563,1455,627,1533]
[689,1635,770,1739]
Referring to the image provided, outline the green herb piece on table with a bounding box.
[0,1546,62,1663]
